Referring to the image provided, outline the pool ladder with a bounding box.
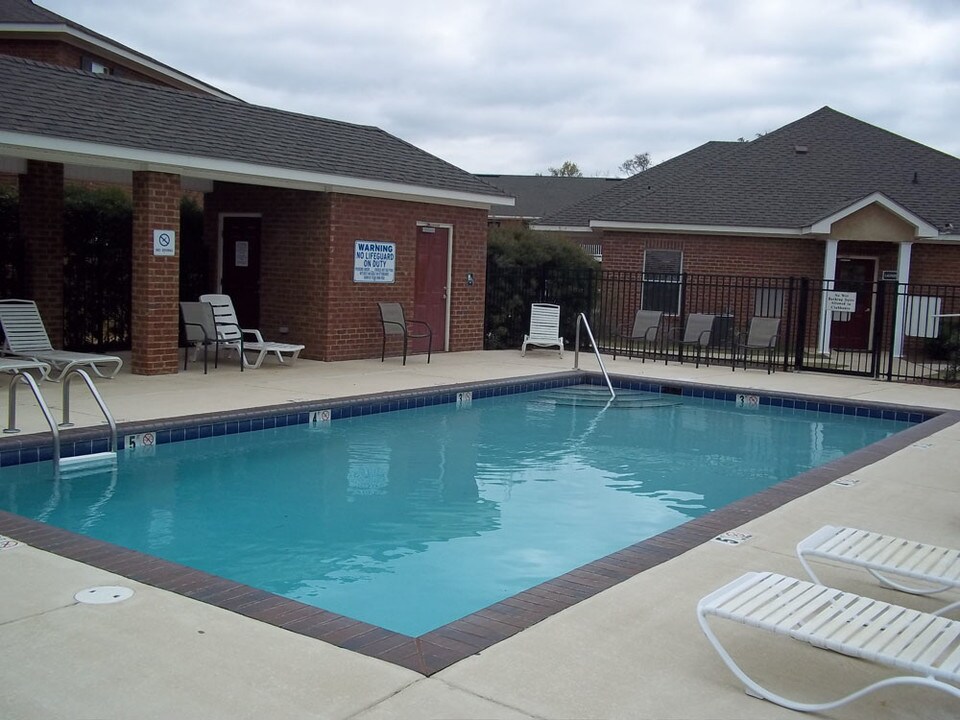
[573,313,616,400]
[4,367,118,476]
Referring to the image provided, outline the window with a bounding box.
[82,57,114,75]
[642,249,682,314]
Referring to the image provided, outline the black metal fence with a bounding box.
[485,266,960,385]
[0,191,209,352]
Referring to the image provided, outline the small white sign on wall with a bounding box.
[153,229,176,257]
[825,291,857,313]
[235,240,249,267]
[354,240,396,283]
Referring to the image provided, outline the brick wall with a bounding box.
[203,184,487,361]
[323,194,487,361]
[131,172,181,375]
[909,244,960,285]
[601,231,960,287]
[601,231,825,277]
[18,160,64,346]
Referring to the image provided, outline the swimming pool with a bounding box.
[0,381,915,637]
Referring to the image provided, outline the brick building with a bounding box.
[536,107,960,356]
[0,1,508,374]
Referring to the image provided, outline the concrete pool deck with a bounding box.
[1,350,958,719]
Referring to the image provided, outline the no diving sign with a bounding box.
[153,229,176,257]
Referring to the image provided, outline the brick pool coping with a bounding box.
[1,372,957,676]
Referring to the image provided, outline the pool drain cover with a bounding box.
[75,586,134,604]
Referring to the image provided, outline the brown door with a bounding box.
[220,216,262,327]
[413,226,448,353]
[830,257,876,350]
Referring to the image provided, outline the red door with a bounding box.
[220,216,262,327]
[413,226,448,353]
[830,258,876,350]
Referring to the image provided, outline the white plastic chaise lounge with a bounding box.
[697,571,960,713]
[199,294,304,370]
[798,525,960,616]
[521,303,564,357]
[0,357,51,380]
[0,299,122,382]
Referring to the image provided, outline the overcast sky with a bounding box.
[41,0,960,176]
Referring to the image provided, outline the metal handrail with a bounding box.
[573,313,616,400]
[4,370,61,469]
[4,367,118,476]
[60,368,118,454]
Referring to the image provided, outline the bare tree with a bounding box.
[618,152,651,176]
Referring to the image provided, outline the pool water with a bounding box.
[0,388,910,635]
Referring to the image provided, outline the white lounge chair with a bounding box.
[0,299,122,382]
[521,303,563,357]
[798,525,960,616]
[0,357,51,380]
[698,571,960,712]
[199,294,304,370]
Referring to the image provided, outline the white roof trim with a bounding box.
[0,131,509,207]
[2,23,235,100]
[806,192,940,237]
[588,220,803,237]
[529,224,593,233]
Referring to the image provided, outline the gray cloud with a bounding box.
[42,0,960,175]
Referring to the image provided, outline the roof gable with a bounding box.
[0,0,234,98]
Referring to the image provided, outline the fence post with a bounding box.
[794,277,809,370]
[882,281,897,381]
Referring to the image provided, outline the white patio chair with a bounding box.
[521,303,563,357]
[199,294,304,370]
[698,570,960,712]
[797,525,960,616]
[0,357,52,380]
[0,299,122,382]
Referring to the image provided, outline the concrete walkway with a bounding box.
[1,351,958,719]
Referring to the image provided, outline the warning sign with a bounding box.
[353,241,396,283]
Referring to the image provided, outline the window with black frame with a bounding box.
[642,249,682,315]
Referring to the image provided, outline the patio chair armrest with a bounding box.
[182,320,210,343]
[407,319,432,334]
[242,328,265,343]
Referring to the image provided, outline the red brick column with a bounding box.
[19,160,64,346]
[131,171,181,375]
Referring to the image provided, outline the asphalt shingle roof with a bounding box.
[0,55,507,199]
[479,175,620,219]
[0,0,61,23]
[537,141,741,228]
[540,107,960,233]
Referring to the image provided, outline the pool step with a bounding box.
[535,385,682,408]
[59,451,118,478]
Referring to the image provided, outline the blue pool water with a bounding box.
[0,387,911,635]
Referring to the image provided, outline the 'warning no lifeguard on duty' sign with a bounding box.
[354,241,396,283]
